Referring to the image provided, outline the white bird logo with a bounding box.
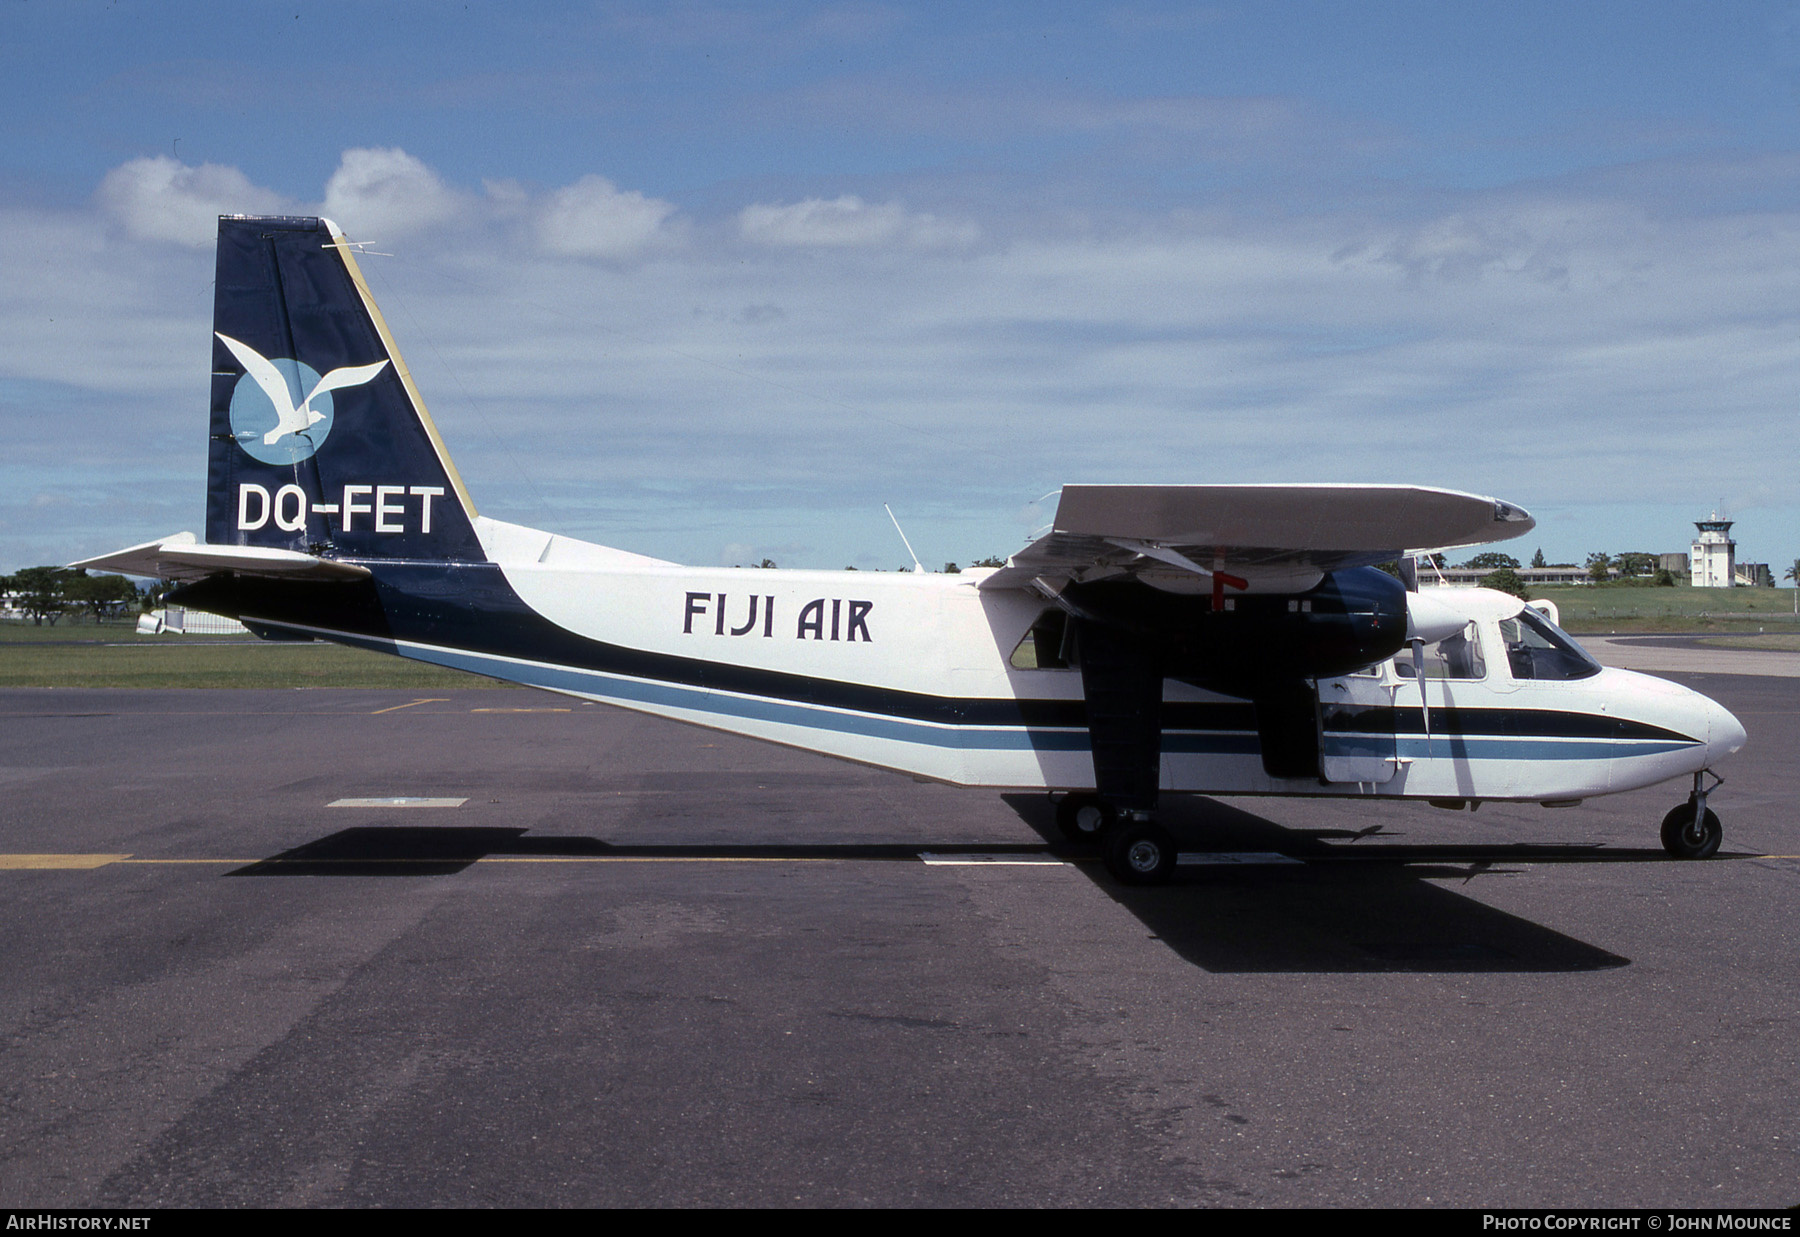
[215,332,390,446]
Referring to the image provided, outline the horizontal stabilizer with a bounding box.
[982,483,1532,593]
[71,533,372,583]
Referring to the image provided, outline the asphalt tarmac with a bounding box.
[0,665,1794,1207]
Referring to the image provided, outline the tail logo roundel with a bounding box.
[216,332,390,465]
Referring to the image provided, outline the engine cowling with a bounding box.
[1058,565,1409,696]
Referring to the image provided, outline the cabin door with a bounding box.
[1317,670,1399,784]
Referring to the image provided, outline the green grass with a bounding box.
[1694,633,1800,652]
[1526,586,1800,633]
[0,618,502,689]
[8,583,1796,686]
[0,617,211,642]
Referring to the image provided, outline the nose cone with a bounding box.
[1606,668,1747,771]
[1705,696,1748,765]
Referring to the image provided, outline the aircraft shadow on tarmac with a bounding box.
[1002,793,1637,975]
[224,828,978,878]
[228,793,1640,974]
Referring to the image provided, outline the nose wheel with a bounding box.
[1660,771,1724,860]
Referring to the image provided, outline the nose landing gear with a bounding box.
[1660,770,1724,860]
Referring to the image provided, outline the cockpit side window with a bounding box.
[1499,609,1602,681]
[1392,622,1486,680]
[1008,608,1073,670]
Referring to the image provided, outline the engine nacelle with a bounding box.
[1059,566,1408,695]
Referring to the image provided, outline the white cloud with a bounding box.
[95,156,288,247]
[536,175,678,259]
[18,149,1800,573]
[482,177,532,217]
[738,195,977,249]
[321,147,462,238]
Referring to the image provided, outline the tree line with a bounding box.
[1,568,151,626]
[1483,550,1675,581]
[1382,550,1683,599]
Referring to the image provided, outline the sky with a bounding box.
[3,0,1799,576]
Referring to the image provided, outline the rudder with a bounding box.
[207,215,485,563]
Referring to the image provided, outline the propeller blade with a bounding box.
[1411,637,1432,755]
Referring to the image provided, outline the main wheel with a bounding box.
[1660,801,1722,860]
[1055,793,1116,844]
[1104,820,1178,886]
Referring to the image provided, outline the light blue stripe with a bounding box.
[1323,734,1696,761]
[398,639,1057,751]
[400,641,1265,755]
[370,632,1700,764]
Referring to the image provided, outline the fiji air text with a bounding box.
[683,591,873,642]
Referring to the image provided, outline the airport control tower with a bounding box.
[1691,513,1736,587]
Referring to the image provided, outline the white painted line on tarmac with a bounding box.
[328,797,468,808]
[1176,852,1303,866]
[918,853,1067,866]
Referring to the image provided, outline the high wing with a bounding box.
[980,483,1534,596]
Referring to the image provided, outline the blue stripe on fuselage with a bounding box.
[261,617,1699,762]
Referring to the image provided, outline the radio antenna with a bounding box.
[885,504,927,573]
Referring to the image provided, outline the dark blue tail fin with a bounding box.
[207,215,486,563]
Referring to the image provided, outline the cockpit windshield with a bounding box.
[1499,607,1602,681]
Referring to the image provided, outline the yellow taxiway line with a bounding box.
[0,853,1064,868]
[0,854,134,869]
[369,698,450,714]
[1,852,1791,871]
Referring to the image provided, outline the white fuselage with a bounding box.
[334,520,1746,807]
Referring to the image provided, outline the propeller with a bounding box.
[1404,582,1467,757]
[1396,555,1427,747]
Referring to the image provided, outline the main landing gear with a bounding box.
[1054,794,1178,886]
[1660,770,1724,860]
[1104,815,1178,886]
[1054,793,1115,843]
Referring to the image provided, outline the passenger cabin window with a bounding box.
[1499,609,1601,681]
[1009,608,1072,670]
[1392,622,1486,680]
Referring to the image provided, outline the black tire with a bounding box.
[1055,793,1115,844]
[1660,802,1722,860]
[1104,820,1177,886]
